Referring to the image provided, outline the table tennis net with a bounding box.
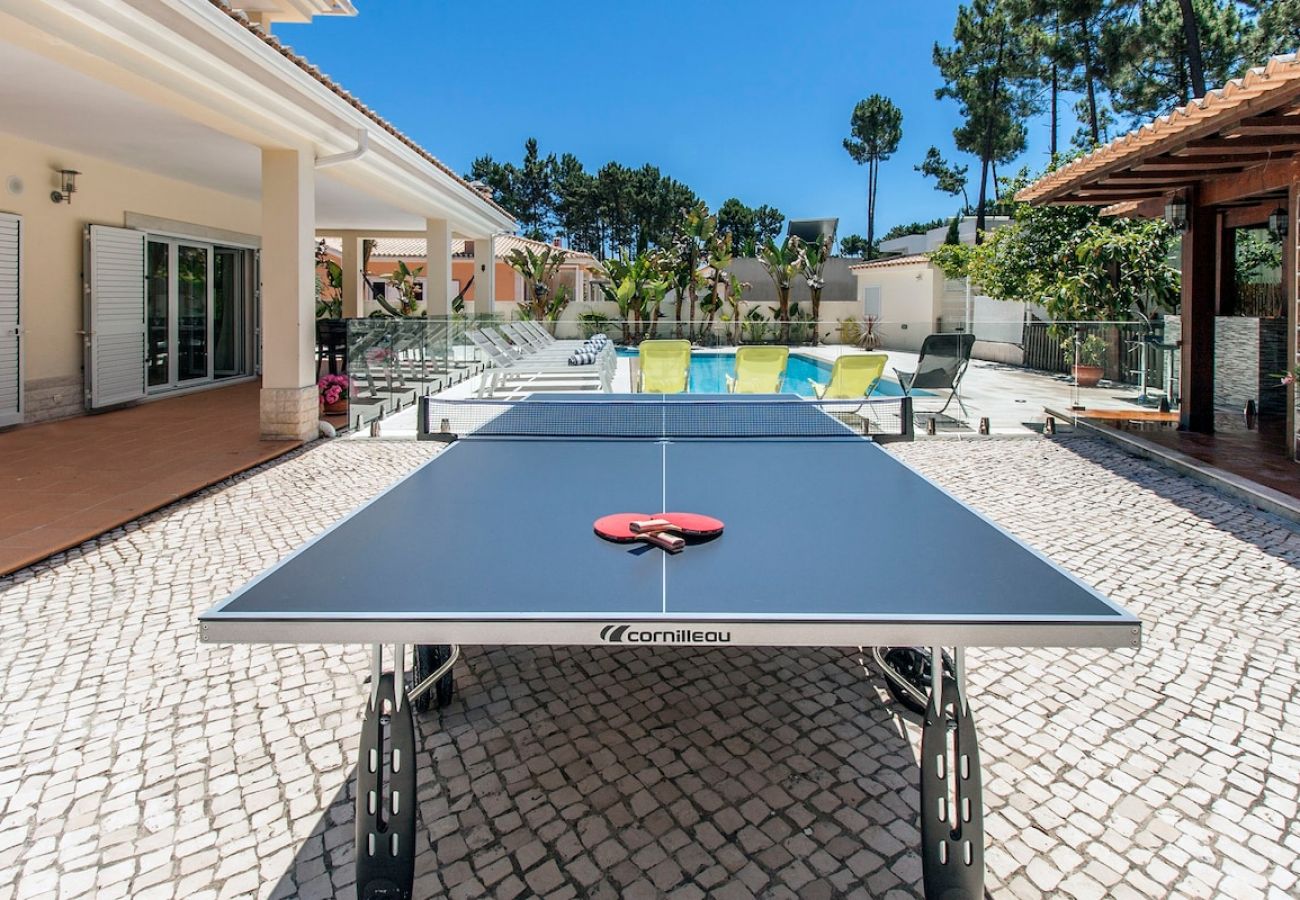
[417,396,915,442]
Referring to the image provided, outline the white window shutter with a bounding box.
[85,225,146,409]
[0,213,20,427]
[862,285,883,319]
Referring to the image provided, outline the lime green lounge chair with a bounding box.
[639,340,692,393]
[809,353,887,399]
[725,346,789,393]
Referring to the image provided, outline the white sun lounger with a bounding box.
[468,330,613,397]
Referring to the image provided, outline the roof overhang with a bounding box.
[1018,54,1300,221]
[0,0,515,237]
[229,0,357,24]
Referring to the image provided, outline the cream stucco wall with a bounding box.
[852,262,943,352]
[0,132,261,394]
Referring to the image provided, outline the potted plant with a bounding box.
[858,316,882,350]
[318,374,350,415]
[1064,333,1107,387]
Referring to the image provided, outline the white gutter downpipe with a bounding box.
[315,128,369,168]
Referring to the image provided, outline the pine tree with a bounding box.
[934,0,1041,239]
[1105,0,1249,120]
[843,95,903,257]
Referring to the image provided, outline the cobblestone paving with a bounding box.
[1,436,1298,899]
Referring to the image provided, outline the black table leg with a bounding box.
[920,647,984,900]
[356,662,417,900]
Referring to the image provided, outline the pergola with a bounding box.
[1019,53,1300,459]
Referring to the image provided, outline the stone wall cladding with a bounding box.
[1163,315,1287,416]
[20,374,84,424]
[259,385,319,441]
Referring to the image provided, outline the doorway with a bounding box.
[146,237,253,392]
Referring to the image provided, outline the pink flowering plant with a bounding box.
[1275,365,1300,388]
[318,374,350,406]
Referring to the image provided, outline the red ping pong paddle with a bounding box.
[594,514,685,553]
[659,512,725,540]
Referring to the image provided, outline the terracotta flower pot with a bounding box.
[322,399,349,415]
[1072,364,1103,388]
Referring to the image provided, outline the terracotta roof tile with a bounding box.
[1019,53,1300,204]
[848,254,931,271]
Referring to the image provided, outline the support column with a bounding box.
[259,148,318,441]
[1215,214,1234,315]
[1180,191,1217,434]
[1287,182,1298,459]
[425,218,452,316]
[340,231,365,318]
[574,263,585,306]
[472,235,496,315]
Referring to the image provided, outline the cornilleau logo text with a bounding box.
[599,625,732,644]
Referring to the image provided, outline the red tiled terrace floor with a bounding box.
[1092,411,1300,502]
[0,380,304,576]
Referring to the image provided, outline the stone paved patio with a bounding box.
[1,435,1298,899]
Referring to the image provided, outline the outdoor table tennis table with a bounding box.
[200,393,1141,900]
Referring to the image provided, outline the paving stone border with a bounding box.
[0,435,1297,899]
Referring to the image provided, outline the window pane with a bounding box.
[177,245,208,381]
[147,242,169,387]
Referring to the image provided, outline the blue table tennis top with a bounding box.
[200,395,1139,648]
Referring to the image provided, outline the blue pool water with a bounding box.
[617,349,908,397]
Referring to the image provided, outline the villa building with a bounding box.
[848,216,1024,358]
[0,0,514,437]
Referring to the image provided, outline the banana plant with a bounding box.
[504,245,569,327]
[799,232,833,345]
[389,260,425,317]
[758,235,803,342]
[668,203,717,339]
[596,251,670,342]
[697,231,734,344]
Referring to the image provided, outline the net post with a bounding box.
[900,396,915,441]
[416,395,431,441]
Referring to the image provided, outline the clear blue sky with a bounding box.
[276,0,1066,239]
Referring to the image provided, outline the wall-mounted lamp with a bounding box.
[50,169,80,205]
[1268,205,1289,239]
[1163,195,1188,231]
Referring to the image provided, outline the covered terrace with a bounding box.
[0,0,513,571]
[1020,53,1300,485]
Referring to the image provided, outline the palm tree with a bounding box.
[758,236,802,343]
[504,245,568,329]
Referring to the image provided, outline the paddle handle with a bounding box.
[641,532,684,553]
[631,518,680,535]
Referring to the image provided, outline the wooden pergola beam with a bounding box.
[1228,113,1300,135]
[1197,157,1300,206]
[1178,140,1300,155]
[1223,202,1281,228]
[1134,154,1272,168]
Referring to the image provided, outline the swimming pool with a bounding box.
[617,349,909,397]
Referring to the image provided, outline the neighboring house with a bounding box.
[319,235,601,318]
[876,216,1011,258]
[850,216,1029,359]
[0,0,514,438]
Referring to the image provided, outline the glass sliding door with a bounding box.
[176,243,211,382]
[144,236,252,393]
[146,241,170,387]
[213,248,245,379]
